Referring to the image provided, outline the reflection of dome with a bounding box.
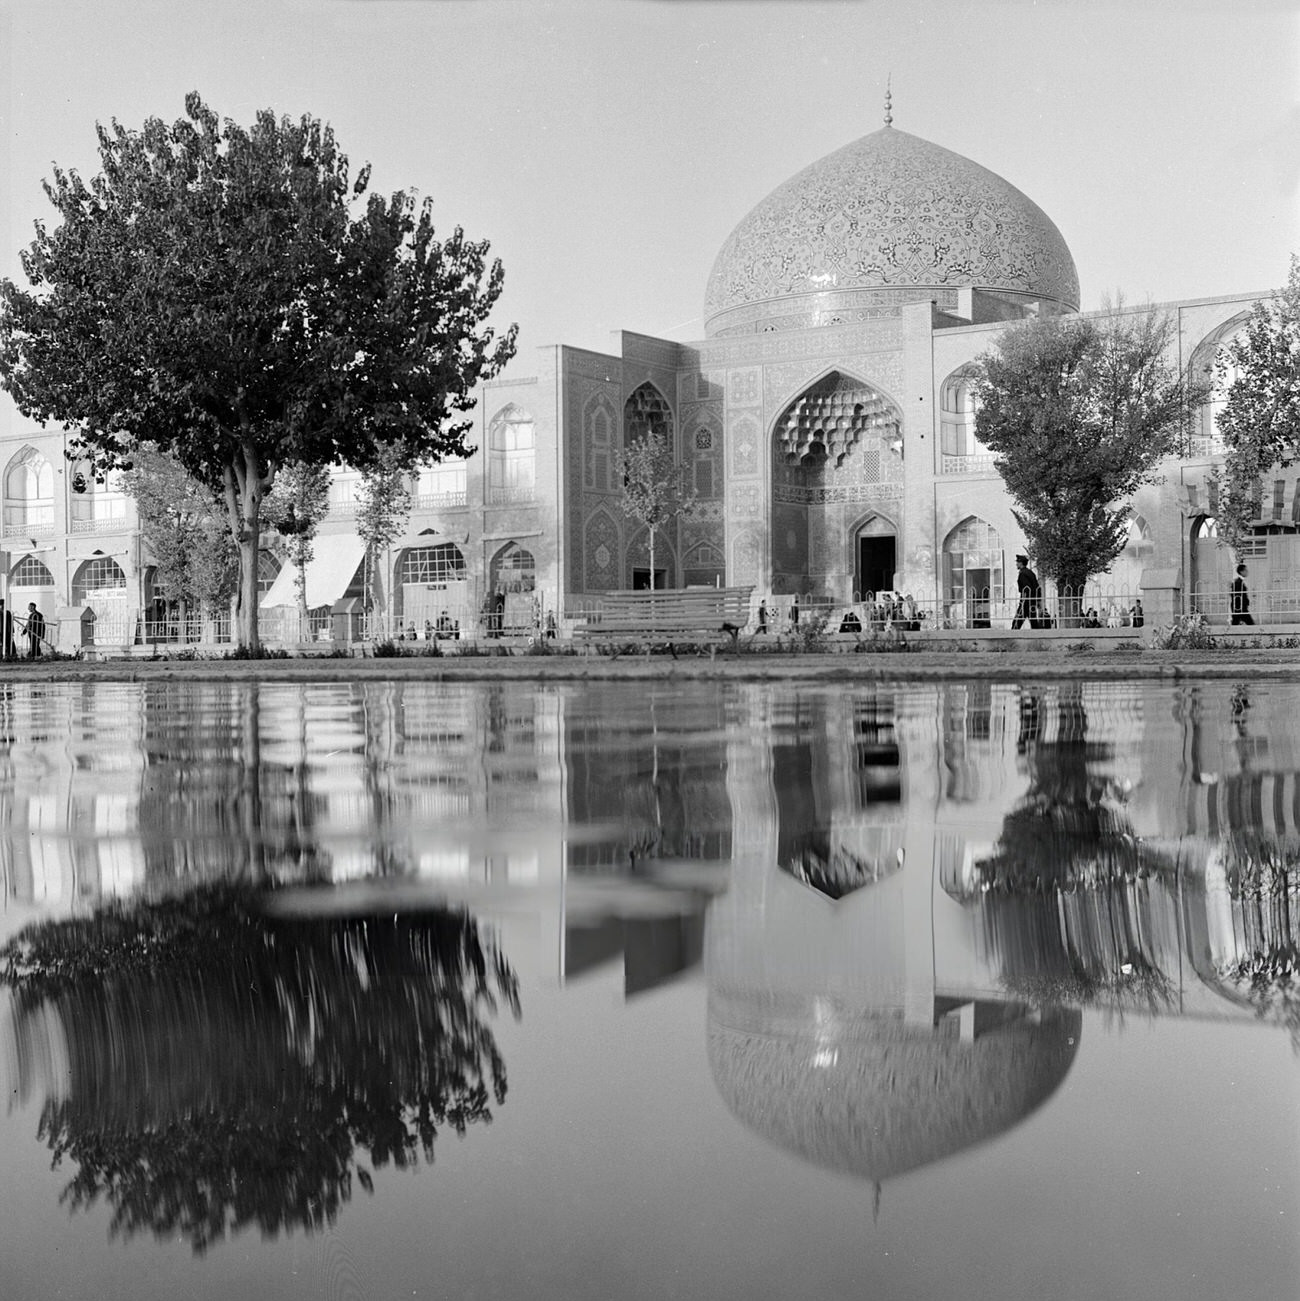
[708,990,1080,1182]
[704,126,1080,338]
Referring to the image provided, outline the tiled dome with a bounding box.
[704,126,1079,337]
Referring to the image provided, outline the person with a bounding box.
[839,608,862,633]
[545,609,557,640]
[423,618,435,640]
[790,594,799,628]
[756,599,768,633]
[1130,599,1144,628]
[1083,608,1101,629]
[26,603,45,659]
[1011,556,1042,630]
[492,589,506,637]
[1230,563,1254,625]
[1105,602,1122,629]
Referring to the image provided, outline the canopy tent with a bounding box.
[259,534,366,610]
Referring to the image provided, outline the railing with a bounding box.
[1190,584,1300,624]
[70,516,131,534]
[3,521,55,538]
[940,453,999,475]
[486,486,535,506]
[414,490,468,510]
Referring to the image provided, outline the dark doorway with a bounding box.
[858,536,896,597]
[632,568,667,591]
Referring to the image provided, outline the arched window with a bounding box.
[416,458,467,507]
[400,544,466,587]
[4,447,54,535]
[10,555,54,587]
[584,395,617,492]
[491,543,536,593]
[942,517,1004,628]
[257,550,282,595]
[939,371,992,471]
[69,462,128,532]
[72,556,126,604]
[488,406,535,504]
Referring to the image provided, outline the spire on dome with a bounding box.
[884,77,893,128]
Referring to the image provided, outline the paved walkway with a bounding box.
[2,647,1297,683]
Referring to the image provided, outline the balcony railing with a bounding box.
[487,485,536,506]
[3,520,55,538]
[940,453,999,475]
[415,490,468,510]
[70,515,131,534]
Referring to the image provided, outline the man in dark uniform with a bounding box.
[1230,563,1254,625]
[1011,555,1042,630]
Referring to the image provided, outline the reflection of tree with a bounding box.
[1,883,519,1253]
[1217,837,1300,1046]
[974,689,1177,1011]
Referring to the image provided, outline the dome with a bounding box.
[708,990,1081,1182]
[704,126,1080,337]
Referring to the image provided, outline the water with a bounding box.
[0,677,1297,1300]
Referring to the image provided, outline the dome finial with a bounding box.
[884,76,893,128]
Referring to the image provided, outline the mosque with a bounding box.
[0,101,1277,639]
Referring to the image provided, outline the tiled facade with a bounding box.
[0,124,1280,637]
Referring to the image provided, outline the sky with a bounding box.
[1,0,1298,394]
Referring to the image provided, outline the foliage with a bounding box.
[355,444,415,617]
[0,883,519,1254]
[1150,613,1217,650]
[974,306,1206,607]
[262,461,332,618]
[118,443,238,615]
[0,91,516,649]
[1213,256,1300,549]
[615,431,697,588]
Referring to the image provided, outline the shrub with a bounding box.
[1151,614,1217,650]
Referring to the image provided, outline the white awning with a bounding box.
[259,533,366,610]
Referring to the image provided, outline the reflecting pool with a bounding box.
[1,678,1298,1300]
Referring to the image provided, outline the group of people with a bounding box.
[1014,556,1148,630]
[1081,602,1144,629]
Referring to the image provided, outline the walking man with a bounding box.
[26,603,45,658]
[1230,563,1254,625]
[1011,555,1042,630]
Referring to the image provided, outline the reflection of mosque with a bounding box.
[5,679,1300,1188]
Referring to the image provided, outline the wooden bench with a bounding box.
[571,586,755,655]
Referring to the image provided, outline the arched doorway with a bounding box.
[1190,516,1234,618]
[854,514,897,598]
[771,371,902,600]
[942,517,1004,628]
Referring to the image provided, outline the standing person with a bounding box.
[26,603,45,658]
[1130,599,1145,628]
[790,593,799,629]
[492,588,506,637]
[1230,563,1254,625]
[1011,555,1042,630]
[756,599,768,633]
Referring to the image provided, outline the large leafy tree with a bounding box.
[974,307,1206,616]
[1213,256,1300,548]
[0,92,516,649]
[616,430,697,590]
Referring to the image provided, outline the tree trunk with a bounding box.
[1055,569,1089,628]
[648,525,657,590]
[227,442,268,652]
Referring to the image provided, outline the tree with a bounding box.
[974,306,1206,618]
[1,884,520,1254]
[1213,256,1300,549]
[615,430,697,589]
[355,445,415,632]
[262,462,332,628]
[0,92,516,650]
[118,444,238,633]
